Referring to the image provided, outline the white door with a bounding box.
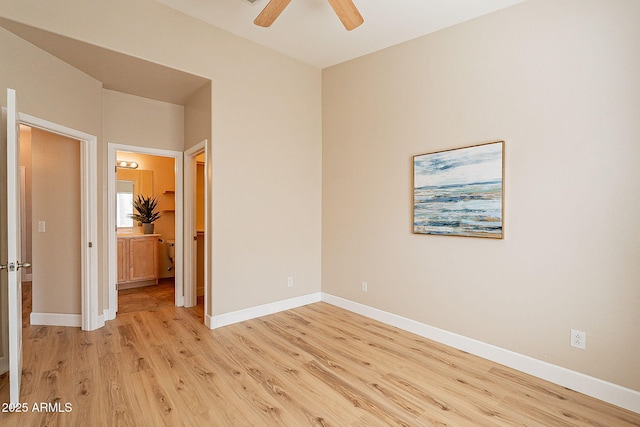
[3,88,27,404]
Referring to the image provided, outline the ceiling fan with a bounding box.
[254,0,364,31]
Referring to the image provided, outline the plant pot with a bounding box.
[142,223,155,234]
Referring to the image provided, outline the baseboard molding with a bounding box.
[104,308,116,323]
[30,312,82,328]
[94,309,110,331]
[209,292,322,329]
[321,293,640,414]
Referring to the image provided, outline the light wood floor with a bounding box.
[117,279,178,315]
[1,289,639,426]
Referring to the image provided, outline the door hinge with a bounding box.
[89,242,93,248]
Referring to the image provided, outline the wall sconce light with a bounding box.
[117,160,139,169]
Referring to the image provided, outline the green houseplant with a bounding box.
[131,194,161,234]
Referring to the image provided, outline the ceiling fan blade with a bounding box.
[327,0,364,31]
[254,0,293,27]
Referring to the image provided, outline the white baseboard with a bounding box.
[30,312,82,328]
[321,293,640,415]
[209,292,322,329]
[93,309,110,331]
[104,307,116,322]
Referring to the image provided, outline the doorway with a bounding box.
[107,143,184,319]
[19,125,84,327]
[184,140,208,316]
[18,114,99,331]
[115,150,177,313]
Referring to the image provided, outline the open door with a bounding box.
[2,88,29,404]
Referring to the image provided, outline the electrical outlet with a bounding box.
[287,277,293,287]
[570,329,586,350]
[361,281,368,292]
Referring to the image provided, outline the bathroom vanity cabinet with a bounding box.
[117,234,159,288]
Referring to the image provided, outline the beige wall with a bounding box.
[1,0,322,319]
[0,27,104,319]
[184,82,211,151]
[103,89,184,152]
[31,129,82,314]
[322,0,640,391]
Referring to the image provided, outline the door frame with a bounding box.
[19,113,99,331]
[107,143,184,318]
[183,140,208,314]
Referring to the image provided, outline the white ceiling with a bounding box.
[155,0,525,68]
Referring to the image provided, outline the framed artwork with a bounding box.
[413,140,504,239]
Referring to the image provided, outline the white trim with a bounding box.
[183,147,192,307]
[209,292,322,329]
[183,141,208,311]
[30,312,82,328]
[321,293,640,415]
[18,113,99,331]
[0,106,9,378]
[107,148,117,317]
[19,113,96,142]
[80,133,99,330]
[6,90,21,404]
[96,309,109,329]
[108,143,185,318]
[183,143,197,307]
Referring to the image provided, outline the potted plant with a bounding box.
[131,194,161,234]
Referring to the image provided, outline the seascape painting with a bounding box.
[413,141,504,238]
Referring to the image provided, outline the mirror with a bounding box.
[116,169,153,230]
[116,180,134,228]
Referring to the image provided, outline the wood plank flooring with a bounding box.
[117,280,177,315]
[1,289,639,426]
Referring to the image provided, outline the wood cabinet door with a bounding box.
[117,238,129,283]
[128,237,157,282]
